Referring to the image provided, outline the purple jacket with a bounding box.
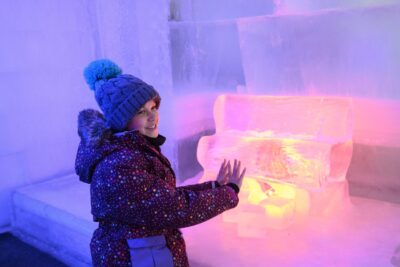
[75,109,239,266]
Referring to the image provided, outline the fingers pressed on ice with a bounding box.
[240,168,246,180]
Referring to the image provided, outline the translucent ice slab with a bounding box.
[221,178,349,234]
[213,95,353,142]
[200,95,353,186]
[223,179,299,234]
[198,132,331,188]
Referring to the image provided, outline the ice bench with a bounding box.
[11,174,94,267]
[197,94,354,233]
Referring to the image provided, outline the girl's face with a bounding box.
[126,99,159,138]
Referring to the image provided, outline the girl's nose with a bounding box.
[148,110,156,121]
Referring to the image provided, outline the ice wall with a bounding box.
[238,4,400,98]
[275,0,400,14]
[0,0,174,231]
[171,1,400,100]
[169,1,400,209]
[171,7,278,175]
[236,3,400,202]
[95,0,177,168]
[168,1,278,179]
[0,0,100,231]
[171,0,275,21]
[170,2,400,203]
[170,20,245,93]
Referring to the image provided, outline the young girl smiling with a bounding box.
[76,59,245,267]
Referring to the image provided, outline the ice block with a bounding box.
[223,178,308,233]
[197,94,353,232]
[198,132,332,188]
[222,177,348,234]
[205,95,354,183]
[213,95,352,141]
[237,4,400,99]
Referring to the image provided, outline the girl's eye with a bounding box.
[151,106,157,111]
[137,110,145,115]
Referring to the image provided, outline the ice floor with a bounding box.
[12,174,400,267]
[184,175,400,267]
[183,196,400,267]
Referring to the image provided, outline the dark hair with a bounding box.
[153,95,161,109]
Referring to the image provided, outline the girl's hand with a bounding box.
[228,159,246,189]
[216,159,246,189]
[216,159,229,186]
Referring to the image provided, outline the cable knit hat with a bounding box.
[83,59,160,131]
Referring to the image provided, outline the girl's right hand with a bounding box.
[216,159,229,186]
[226,159,246,189]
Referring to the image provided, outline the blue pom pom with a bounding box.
[83,59,122,90]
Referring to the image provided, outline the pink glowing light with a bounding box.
[198,94,353,234]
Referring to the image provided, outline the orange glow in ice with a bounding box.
[243,178,298,221]
[243,178,268,204]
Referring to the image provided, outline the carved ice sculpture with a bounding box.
[197,94,353,235]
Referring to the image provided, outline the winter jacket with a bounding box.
[75,109,239,267]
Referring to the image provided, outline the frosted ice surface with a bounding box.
[200,94,353,185]
[198,133,332,188]
[273,0,400,14]
[198,94,353,232]
[169,20,245,93]
[237,4,400,98]
[213,95,353,141]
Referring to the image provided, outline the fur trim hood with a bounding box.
[75,109,119,184]
[77,109,113,146]
[75,109,165,184]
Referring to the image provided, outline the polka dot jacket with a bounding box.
[75,109,239,266]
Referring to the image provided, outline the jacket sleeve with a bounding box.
[94,150,239,230]
[177,181,213,192]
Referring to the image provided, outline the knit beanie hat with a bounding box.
[83,59,160,131]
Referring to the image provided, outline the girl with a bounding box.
[75,59,246,267]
